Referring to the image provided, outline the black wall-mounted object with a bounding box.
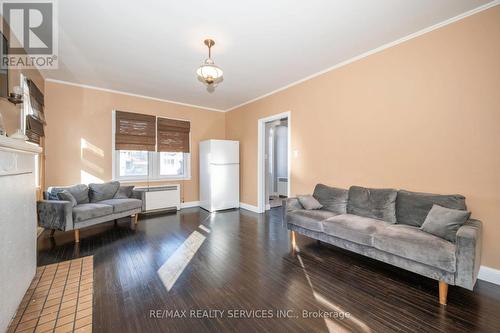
[0,31,9,98]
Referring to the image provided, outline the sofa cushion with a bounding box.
[297,195,323,210]
[114,186,135,199]
[49,184,89,204]
[313,184,348,214]
[373,224,456,272]
[98,198,142,213]
[89,181,120,203]
[396,189,467,227]
[347,186,398,223]
[287,209,338,232]
[421,205,471,242]
[323,214,390,246]
[72,203,113,222]
[57,190,77,207]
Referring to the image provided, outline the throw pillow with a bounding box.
[114,185,135,199]
[57,190,78,207]
[421,204,471,242]
[89,181,120,202]
[297,195,323,210]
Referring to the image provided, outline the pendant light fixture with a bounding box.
[196,39,223,88]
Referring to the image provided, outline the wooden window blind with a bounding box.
[27,79,44,118]
[25,80,45,145]
[115,111,156,151]
[27,79,44,105]
[157,118,190,153]
[26,115,44,144]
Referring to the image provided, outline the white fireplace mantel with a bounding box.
[0,135,41,333]
[0,135,42,154]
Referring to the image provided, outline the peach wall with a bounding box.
[225,7,500,268]
[44,81,225,202]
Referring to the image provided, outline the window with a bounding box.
[159,152,184,176]
[118,150,148,177]
[113,111,191,182]
[114,150,190,181]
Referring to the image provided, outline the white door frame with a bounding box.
[257,111,291,213]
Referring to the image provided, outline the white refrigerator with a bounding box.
[199,140,240,212]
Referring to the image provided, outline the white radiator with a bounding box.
[277,177,288,197]
[134,185,180,212]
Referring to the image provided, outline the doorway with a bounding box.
[257,112,291,213]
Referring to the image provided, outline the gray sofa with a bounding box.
[37,181,142,242]
[285,184,482,306]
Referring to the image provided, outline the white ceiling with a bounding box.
[44,0,494,111]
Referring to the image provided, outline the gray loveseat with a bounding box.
[285,184,482,305]
[37,181,142,242]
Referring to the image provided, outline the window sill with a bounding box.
[115,177,191,184]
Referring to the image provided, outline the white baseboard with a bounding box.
[239,202,261,213]
[478,265,500,285]
[180,201,200,209]
[181,201,263,212]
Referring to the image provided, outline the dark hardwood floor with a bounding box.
[37,207,500,333]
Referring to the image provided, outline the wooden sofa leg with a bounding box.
[290,231,296,252]
[439,281,448,305]
[74,229,80,243]
[49,229,55,237]
[132,214,139,225]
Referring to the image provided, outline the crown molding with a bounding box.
[225,1,500,112]
[44,78,226,112]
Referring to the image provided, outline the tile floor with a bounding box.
[7,256,93,333]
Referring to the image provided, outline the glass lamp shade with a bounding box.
[196,59,223,85]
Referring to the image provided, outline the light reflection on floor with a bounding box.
[199,224,211,233]
[295,244,372,333]
[157,212,214,291]
[156,216,370,331]
[157,229,207,291]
